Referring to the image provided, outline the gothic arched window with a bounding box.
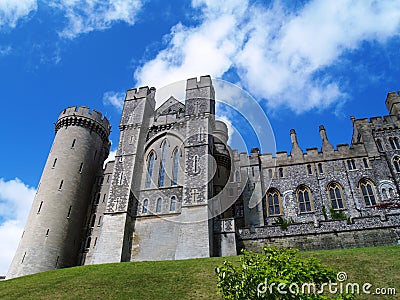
[296,185,313,213]
[393,156,400,172]
[359,179,377,207]
[389,137,400,150]
[376,139,384,152]
[327,182,345,210]
[156,198,162,213]
[172,148,179,186]
[142,199,149,214]
[267,189,282,216]
[170,196,177,212]
[145,152,155,188]
[158,141,167,187]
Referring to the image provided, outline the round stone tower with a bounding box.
[7,106,110,279]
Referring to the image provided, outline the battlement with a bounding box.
[125,86,156,101]
[186,75,212,90]
[56,106,111,143]
[353,115,399,130]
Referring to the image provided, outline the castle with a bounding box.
[7,76,400,279]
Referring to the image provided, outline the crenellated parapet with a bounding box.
[56,106,111,144]
[125,86,156,101]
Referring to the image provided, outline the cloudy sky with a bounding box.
[0,0,400,275]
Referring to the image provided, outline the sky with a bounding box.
[0,0,400,275]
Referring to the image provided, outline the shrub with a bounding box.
[215,247,354,299]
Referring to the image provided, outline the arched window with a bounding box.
[307,164,312,175]
[393,156,400,172]
[142,199,149,214]
[376,139,384,152]
[172,148,179,186]
[170,196,177,212]
[268,169,273,179]
[193,155,199,173]
[267,189,282,216]
[156,198,162,213]
[318,163,323,174]
[327,182,345,209]
[363,158,369,168]
[347,159,356,170]
[359,179,377,207]
[145,152,155,188]
[389,137,400,150]
[159,142,167,187]
[296,185,313,213]
[235,170,240,182]
[278,168,284,178]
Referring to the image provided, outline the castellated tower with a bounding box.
[7,106,110,279]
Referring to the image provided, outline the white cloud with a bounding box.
[0,0,37,28]
[0,178,36,275]
[103,90,125,111]
[104,149,117,167]
[134,0,400,113]
[49,0,143,39]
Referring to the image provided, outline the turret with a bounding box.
[290,129,303,157]
[319,125,334,153]
[7,106,110,279]
[385,91,400,116]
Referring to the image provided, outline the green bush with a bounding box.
[215,247,354,299]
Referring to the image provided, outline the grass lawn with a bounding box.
[0,245,398,299]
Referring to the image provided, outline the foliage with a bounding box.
[330,208,347,220]
[274,216,293,230]
[215,247,354,299]
[322,206,328,221]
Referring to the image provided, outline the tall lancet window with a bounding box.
[159,142,167,187]
[145,152,155,188]
[172,148,179,186]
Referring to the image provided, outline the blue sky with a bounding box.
[0,0,400,275]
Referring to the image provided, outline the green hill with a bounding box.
[1,245,399,299]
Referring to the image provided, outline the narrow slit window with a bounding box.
[170,196,177,211]
[142,199,148,214]
[59,180,64,190]
[102,194,107,203]
[71,139,76,148]
[307,164,312,175]
[45,229,50,237]
[193,155,199,173]
[67,205,72,218]
[37,201,43,214]
[97,216,102,226]
[55,256,59,268]
[79,163,83,173]
[90,215,96,227]
[156,198,162,213]
[21,252,26,263]
[86,237,91,249]
[279,168,284,178]
[318,163,323,174]
[52,158,57,168]
[363,158,369,168]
